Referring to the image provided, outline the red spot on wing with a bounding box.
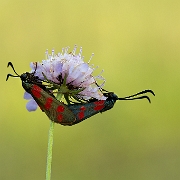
[76,106,86,120]
[94,100,105,111]
[32,85,42,98]
[78,111,85,120]
[44,97,53,110]
[56,105,65,122]
[80,106,86,111]
[57,105,65,112]
[57,114,63,122]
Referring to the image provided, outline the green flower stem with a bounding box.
[45,120,55,180]
[46,93,63,180]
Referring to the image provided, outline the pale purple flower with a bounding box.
[24,45,107,111]
[24,92,38,111]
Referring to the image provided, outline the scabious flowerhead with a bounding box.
[24,45,107,111]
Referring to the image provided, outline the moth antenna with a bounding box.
[121,89,155,99]
[118,89,155,103]
[6,74,19,81]
[7,62,20,76]
[118,95,151,103]
[6,62,20,81]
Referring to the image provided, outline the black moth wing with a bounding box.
[67,99,115,125]
[67,92,118,125]
[25,83,76,126]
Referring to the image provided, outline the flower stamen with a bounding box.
[24,46,107,111]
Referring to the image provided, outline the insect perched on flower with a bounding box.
[67,89,155,125]
[6,46,155,126]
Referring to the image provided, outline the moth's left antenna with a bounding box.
[6,62,20,81]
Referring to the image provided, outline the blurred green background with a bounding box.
[1,0,180,179]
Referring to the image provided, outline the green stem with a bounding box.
[46,93,63,180]
[45,120,55,180]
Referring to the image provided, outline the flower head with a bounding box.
[24,45,107,111]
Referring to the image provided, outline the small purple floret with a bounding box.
[24,92,38,111]
[24,46,107,111]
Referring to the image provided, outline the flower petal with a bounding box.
[24,92,33,100]
[27,46,107,105]
[26,99,38,111]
